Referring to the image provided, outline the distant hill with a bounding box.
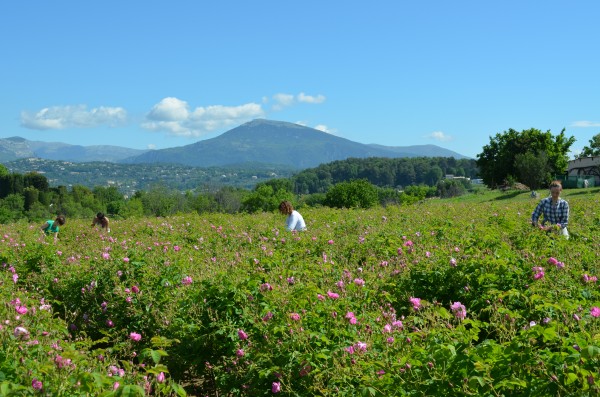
[122,119,469,168]
[0,136,149,162]
[0,119,469,167]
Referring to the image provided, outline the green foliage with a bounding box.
[578,133,600,157]
[325,179,379,208]
[1,190,600,395]
[476,128,575,188]
[292,157,479,193]
[514,151,552,190]
[241,179,293,213]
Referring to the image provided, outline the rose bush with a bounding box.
[0,190,599,395]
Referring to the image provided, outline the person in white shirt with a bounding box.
[278,200,307,231]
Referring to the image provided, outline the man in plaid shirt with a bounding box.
[531,180,569,238]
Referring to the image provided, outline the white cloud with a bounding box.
[271,92,326,110]
[146,97,189,121]
[314,124,335,134]
[298,92,326,104]
[142,98,264,137]
[272,93,295,110]
[426,131,453,142]
[21,105,127,130]
[147,144,156,150]
[570,120,600,128]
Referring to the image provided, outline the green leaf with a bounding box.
[114,385,146,397]
[565,373,578,385]
[581,345,600,360]
[171,383,187,397]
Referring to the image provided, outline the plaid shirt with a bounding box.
[531,197,569,228]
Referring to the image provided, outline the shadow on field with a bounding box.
[566,188,600,197]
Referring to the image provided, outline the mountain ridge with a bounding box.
[1,119,469,168]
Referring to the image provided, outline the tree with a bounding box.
[324,179,378,209]
[514,151,551,190]
[476,128,575,188]
[578,133,600,157]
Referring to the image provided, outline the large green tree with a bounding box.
[476,128,575,188]
[578,133,600,157]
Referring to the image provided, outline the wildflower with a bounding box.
[409,297,422,311]
[106,320,114,327]
[238,329,248,340]
[392,320,403,329]
[354,278,365,287]
[113,382,120,390]
[32,378,43,391]
[547,257,558,266]
[450,257,457,267]
[382,324,392,333]
[262,312,273,322]
[328,240,334,245]
[387,337,395,343]
[272,381,281,393]
[349,317,358,325]
[286,277,295,285]
[450,302,467,320]
[317,294,325,301]
[174,245,181,251]
[236,349,245,357]
[123,257,129,263]
[156,372,166,383]
[260,283,273,292]
[290,313,301,321]
[181,276,193,285]
[102,252,110,260]
[403,240,413,247]
[129,332,142,342]
[131,285,140,293]
[355,341,367,352]
[591,307,600,318]
[12,274,18,283]
[15,305,28,315]
[327,290,339,299]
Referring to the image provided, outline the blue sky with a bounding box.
[1,1,598,159]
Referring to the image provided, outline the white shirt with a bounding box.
[286,210,306,231]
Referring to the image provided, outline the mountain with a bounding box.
[122,119,469,168]
[0,136,149,162]
[0,119,469,167]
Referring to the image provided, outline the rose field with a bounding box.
[1,188,600,396]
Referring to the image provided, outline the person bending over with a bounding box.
[91,212,110,233]
[278,201,307,231]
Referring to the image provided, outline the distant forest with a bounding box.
[291,156,478,193]
[0,156,479,223]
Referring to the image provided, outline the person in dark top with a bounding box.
[91,212,110,233]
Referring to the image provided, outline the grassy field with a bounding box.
[1,187,600,396]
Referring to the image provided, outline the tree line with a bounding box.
[2,127,595,223]
[0,156,477,223]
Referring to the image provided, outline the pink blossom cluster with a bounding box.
[450,302,467,320]
[409,297,422,311]
[532,267,545,280]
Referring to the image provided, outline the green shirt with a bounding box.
[43,220,59,234]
